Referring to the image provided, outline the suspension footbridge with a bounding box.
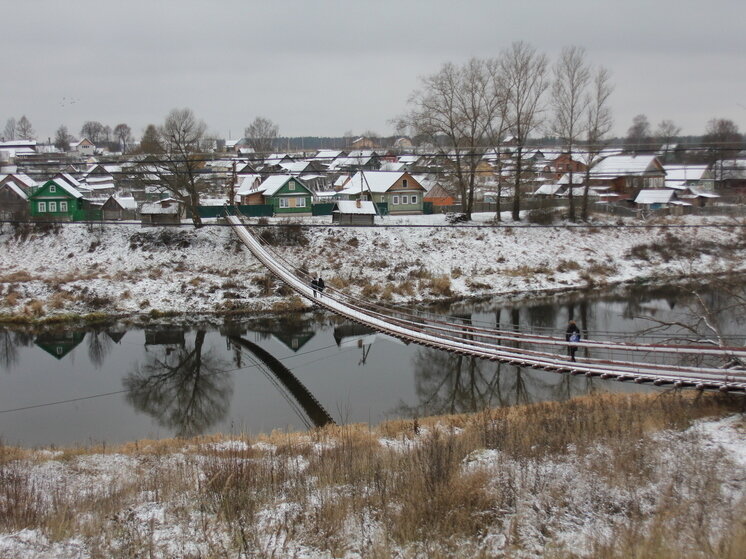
[226,215,746,394]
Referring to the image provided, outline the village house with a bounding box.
[250,175,314,216]
[588,154,666,200]
[0,179,29,219]
[235,174,263,204]
[27,177,89,221]
[74,138,96,157]
[338,171,425,214]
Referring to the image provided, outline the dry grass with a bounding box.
[0,392,744,558]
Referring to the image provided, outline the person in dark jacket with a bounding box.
[565,319,580,362]
[311,278,319,298]
[317,276,325,298]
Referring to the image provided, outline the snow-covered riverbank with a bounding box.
[1,213,744,321]
[0,393,744,558]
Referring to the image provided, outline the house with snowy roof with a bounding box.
[102,195,138,220]
[28,178,88,221]
[74,138,95,156]
[0,179,29,219]
[331,200,377,225]
[250,175,313,215]
[338,171,425,214]
[140,197,183,226]
[588,154,665,199]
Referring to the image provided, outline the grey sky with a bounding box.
[3,0,745,142]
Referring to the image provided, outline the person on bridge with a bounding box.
[566,319,581,362]
[317,276,325,298]
[311,278,319,298]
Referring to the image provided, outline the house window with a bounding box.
[411,195,418,205]
[392,196,400,205]
[402,195,408,205]
[402,179,408,188]
[296,197,306,208]
[288,181,295,191]
[380,196,386,202]
[49,201,57,212]
[38,202,47,212]
[279,198,289,208]
[60,201,68,212]
[49,184,56,193]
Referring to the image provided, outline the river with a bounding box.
[1,282,742,447]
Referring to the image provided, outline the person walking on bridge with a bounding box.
[566,319,581,362]
[311,277,319,298]
[317,276,325,298]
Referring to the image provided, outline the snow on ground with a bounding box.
[0,413,744,558]
[1,212,743,319]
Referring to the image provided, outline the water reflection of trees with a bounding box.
[123,330,233,437]
[399,347,596,418]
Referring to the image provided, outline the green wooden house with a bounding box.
[35,331,85,360]
[252,175,313,216]
[28,178,88,221]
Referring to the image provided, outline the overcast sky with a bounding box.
[3,0,745,142]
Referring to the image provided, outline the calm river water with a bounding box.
[1,284,741,446]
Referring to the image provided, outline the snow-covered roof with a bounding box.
[0,173,37,188]
[333,200,377,215]
[634,189,674,205]
[110,195,137,210]
[279,161,310,173]
[256,175,308,196]
[45,178,83,199]
[663,165,709,189]
[338,171,419,195]
[140,199,181,214]
[590,155,662,177]
[1,180,28,200]
[236,174,262,195]
[314,150,344,160]
[533,184,563,196]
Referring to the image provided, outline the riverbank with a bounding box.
[1,213,745,323]
[1,392,744,558]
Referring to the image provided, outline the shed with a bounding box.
[102,195,138,220]
[332,200,377,225]
[140,197,183,226]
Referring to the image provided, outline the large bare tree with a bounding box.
[16,115,35,140]
[655,119,681,162]
[244,116,279,155]
[3,118,16,141]
[54,125,72,152]
[139,108,208,227]
[581,67,614,220]
[81,121,106,144]
[501,41,549,221]
[624,114,652,153]
[400,58,502,219]
[551,45,591,222]
[113,123,132,153]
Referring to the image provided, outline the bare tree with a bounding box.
[16,115,35,140]
[400,58,501,219]
[625,114,652,153]
[3,118,16,141]
[139,108,208,227]
[81,121,106,144]
[54,125,72,151]
[138,124,163,154]
[244,117,279,154]
[113,123,132,153]
[581,67,614,220]
[655,119,681,161]
[551,45,591,222]
[484,57,510,221]
[501,41,549,221]
[703,118,742,163]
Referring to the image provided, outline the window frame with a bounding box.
[49,201,57,212]
[296,196,306,208]
[279,197,289,208]
[38,201,47,213]
[392,195,400,205]
[49,184,57,193]
[60,201,68,212]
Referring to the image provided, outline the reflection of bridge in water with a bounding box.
[227,215,746,394]
[229,336,335,428]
